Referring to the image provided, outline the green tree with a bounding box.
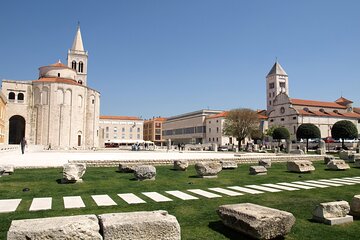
[223,108,259,151]
[265,125,279,137]
[250,129,264,144]
[331,120,358,149]
[296,123,321,150]
[272,127,290,147]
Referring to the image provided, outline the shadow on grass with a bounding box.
[208,221,255,240]
[189,175,200,178]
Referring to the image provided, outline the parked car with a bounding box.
[323,137,335,143]
[218,146,229,151]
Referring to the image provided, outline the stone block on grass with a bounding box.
[258,159,271,168]
[195,162,222,178]
[118,163,137,173]
[217,203,295,240]
[0,165,14,176]
[220,160,238,169]
[324,156,335,164]
[134,165,156,181]
[7,214,102,239]
[173,160,189,171]
[62,163,86,183]
[350,195,360,217]
[312,200,353,225]
[249,166,267,175]
[98,210,180,240]
[287,160,315,173]
[326,160,350,170]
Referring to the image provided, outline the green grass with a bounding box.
[1,161,360,239]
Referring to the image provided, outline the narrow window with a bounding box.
[79,61,84,73]
[17,93,24,101]
[57,73,60,77]
[72,61,77,70]
[8,92,15,100]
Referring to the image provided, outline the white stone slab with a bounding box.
[142,192,173,202]
[208,187,244,196]
[0,199,21,213]
[319,179,355,185]
[342,177,360,182]
[165,190,198,200]
[305,180,343,187]
[187,189,222,198]
[262,183,299,191]
[332,178,360,184]
[227,186,264,194]
[245,185,282,192]
[292,181,329,188]
[63,196,85,209]
[29,197,52,211]
[91,195,117,206]
[117,193,146,204]
[276,182,314,189]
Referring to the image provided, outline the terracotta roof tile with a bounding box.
[206,111,268,120]
[297,109,360,118]
[34,77,81,86]
[290,98,347,109]
[100,116,142,120]
[335,96,353,105]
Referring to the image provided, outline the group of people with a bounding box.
[177,143,185,151]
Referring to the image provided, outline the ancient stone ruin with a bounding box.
[249,166,267,175]
[217,203,295,240]
[350,195,360,217]
[258,159,271,168]
[195,162,222,178]
[287,160,315,173]
[62,163,86,183]
[220,160,238,169]
[0,165,14,176]
[118,163,138,173]
[326,160,350,170]
[134,165,156,181]
[312,200,353,225]
[173,160,189,171]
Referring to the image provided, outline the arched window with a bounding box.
[57,73,60,77]
[17,93,24,101]
[78,80,83,85]
[8,92,15,100]
[78,61,84,73]
[71,61,77,70]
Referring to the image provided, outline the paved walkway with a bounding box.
[0,148,240,168]
[1,176,359,213]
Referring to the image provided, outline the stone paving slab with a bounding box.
[292,181,329,188]
[261,183,299,191]
[63,196,85,209]
[117,193,146,204]
[245,185,282,193]
[187,189,222,198]
[318,179,355,185]
[29,197,52,211]
[208,187,244,196]
[165,190,198,200]
[342,177,360,182]
[142,192,173,202]
[276,182,314,189]
[227,186,264,194]
[0,199,21,213]
[331,178,360,184]
[305,180,343,187]
[91,195,117,206]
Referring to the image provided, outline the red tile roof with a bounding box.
[100,116,141,120]
[297,109,360,118]
[335,96,353,105]
[290,98,347,109]
[50,62,68,67]
[206,111,268,120]
[34,77,81,86]
[145,117,167,123]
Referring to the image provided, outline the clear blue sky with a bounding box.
[1,1,359,119]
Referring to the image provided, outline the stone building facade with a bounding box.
[0,92,6,144]
[1,26,100,149]
[143,117,166,146]
[99,116,144,147]
[267,62,360,140]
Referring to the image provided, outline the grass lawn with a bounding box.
[1,161,360,239]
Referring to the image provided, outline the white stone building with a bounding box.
[266,61,360,140]
[99,116,144,147]
[1,26,100,149]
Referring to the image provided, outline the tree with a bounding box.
[223,108,259,151]
[250,129,264,144]
[331,120,358,149]
[296,123,321,150]
[265,125,279,137]
[272,127,290,147]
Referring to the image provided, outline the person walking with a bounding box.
[20,137,27,154]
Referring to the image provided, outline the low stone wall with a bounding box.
[69,154,324,167]
[0,144,19,152]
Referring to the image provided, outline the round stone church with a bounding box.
[1,26,100,149]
